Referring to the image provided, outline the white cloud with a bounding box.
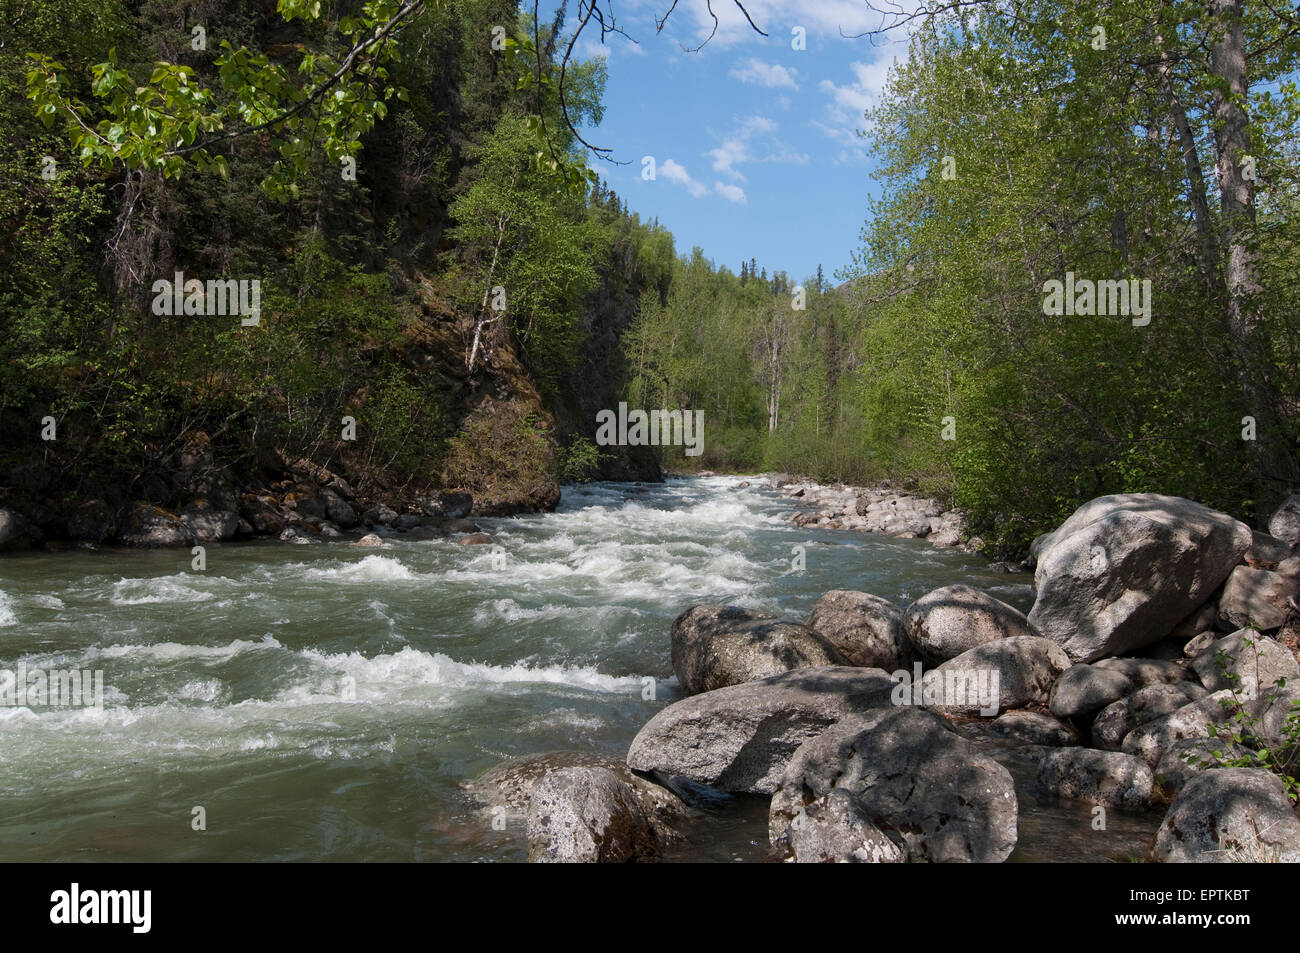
[820,58,895,125]
[707,115,789,180]
[728,58,799,89]
[659,159,710,197]
[715,181,747,204]
[673,0,889,48]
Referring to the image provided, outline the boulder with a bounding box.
[1216,566,1295,631]
[1154,738,1250,797]
[1121,690,1237,766]
[804,590,913,670]
[989,711,1079,746]
[352,533,384,547]
[1036,747,1156,809]
[1028,494,1251,662]
[625,666,897,794]
[362,504,398,527]
[768,708,1018,863]
[471,750,687,836]
[1049,658,1195,719]
[65,501,116,545]
[422,491,473,520]
[283,487,328,521]
[1267,495,1300,547]
[903,584,1032,664]
[240,495,286,535]
[775,789,907,863]
[1153,768,1300,862]
[1191,630,1300,699]
[526,767,661,863]
[1247,531,1293,570]
[117,503,196,547]
[180,500,239,542]
[930,636,1070,715]
[670,605,843,695]
[1183,631,1217,659]
[278,526,318,544]
[459,533,494,546]
[1090,682,1209,750]
[320,488,357,528]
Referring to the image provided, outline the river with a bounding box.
[0,475,1161,861]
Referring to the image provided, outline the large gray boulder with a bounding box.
[524,767,660,863]
[804,591,913,670]
[1049,658,1195,719]
[930,636,1071,715]
[769,708,1018,863]
[626,666,897,794]
[670,605,843,695]
[1216,567,1296,632]
[1268,495,1300,547]
[903,584,1032,664]
[1091,682,1208,750]
[776,788,907,863]
[1036,747,1156,809]
[1153,768,1300,862]
[1028,494,1251,662]
[1191,630,1300,699]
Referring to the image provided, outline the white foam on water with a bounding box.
[0,591,15,627]
[109,574,215,605]
[305,555,418,582]
[291,645,642,698]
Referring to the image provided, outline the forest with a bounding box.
[3,0,1299,554]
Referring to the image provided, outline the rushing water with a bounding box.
[0,476,1159,861]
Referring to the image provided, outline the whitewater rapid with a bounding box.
[0,476,1027,861]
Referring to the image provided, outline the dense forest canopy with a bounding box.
[2,0,1298,554]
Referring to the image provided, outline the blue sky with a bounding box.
[555,0,913,286]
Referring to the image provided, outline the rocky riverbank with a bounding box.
[764,474,974,552]
[0,438,558,552]
[471,491,1300,863]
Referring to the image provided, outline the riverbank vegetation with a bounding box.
[4,0,1298,555]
